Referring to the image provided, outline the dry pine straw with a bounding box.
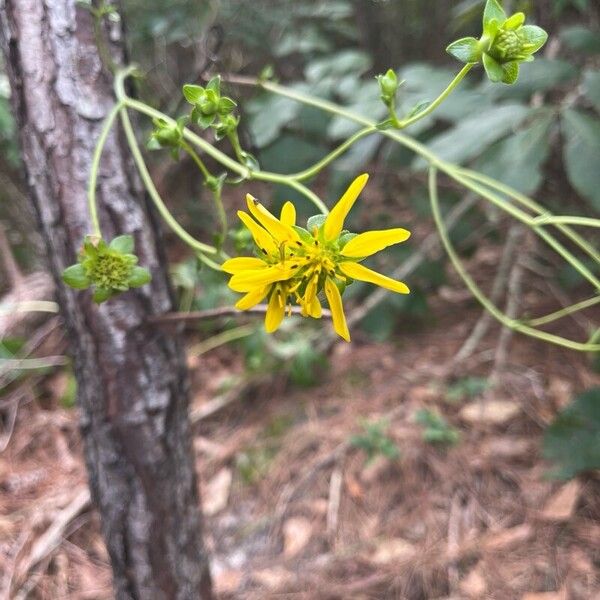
[1,290,600,599]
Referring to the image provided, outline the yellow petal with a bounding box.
[324,277,350,342]
[323,173,369,241]
[340,228,411,258]
[229,266,294,292]
[265,287,285,333]
[222,256,267,274]
[235,286,269,310]
[237,210,278,255]
[307,295,322,319]
[280,201,296,227]
[338,261,410,294]
[246,195,299,243]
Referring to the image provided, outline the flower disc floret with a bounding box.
[223,174,411,342]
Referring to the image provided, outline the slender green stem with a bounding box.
[398,63,474,129]
[227,129,245,163]
[197,252,227,271]
[428,167,600,352]
[118,106,218,255]
[188,324,255,357]
[531,215,600,228]
[115,70,328,214]
[180,140,229,238]
[88,101,123,237]
[458,168,600,266]
[290,126,376,181]
[180,140,211,179]
[527,295,600,327]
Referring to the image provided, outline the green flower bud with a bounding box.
[447,0,548,85]
[148,117,186,150]
[62,235,151,303]
[377,69,399,105]
[378,69,398,97]
[212,114,239,140]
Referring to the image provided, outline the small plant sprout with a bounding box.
[350,418,400,462]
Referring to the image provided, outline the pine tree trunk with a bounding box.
[0,1,212,598]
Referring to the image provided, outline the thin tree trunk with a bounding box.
[0,1,212,598]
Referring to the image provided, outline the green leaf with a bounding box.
[562,108,600,210]
[482,53,503,82]
[583,69,600,113]
[483,0,506,28]
[182,84,204,104]
[93,287,113,303]
[246,93,300,148]
[501,61,520,84]
[560,25,600,55]
[503,12,525,30]
[109,234,134,254]
[519,25,548,53]
[218,96,237,115]
[206,75,221,94]
[446,37,481,63]
[128,266,151,288]
[306,214,326,232]
[196,112,216,129]
[414,103,530,167]
[62,263,90,289]
[305,49,371,82]
[543,387,600,479]
[474,111,552,195]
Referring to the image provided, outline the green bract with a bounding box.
[446,0,548,84]
[62,235,151,303]
[183,76,237,130]
[148,116,187,159]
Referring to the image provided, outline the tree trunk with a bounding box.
[0,2,212,598]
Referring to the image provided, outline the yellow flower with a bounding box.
[223,174,411,341]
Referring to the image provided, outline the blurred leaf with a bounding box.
[562,108,600,210]
[259,134,327,173]
[543,387,600,479]
[560,25,600,55]
[246,94,301,148]
[350,419,400,462]
[415,409,460,445]
[583,69,600,113]
[305,49,371,82]
[446,377,489,402]
[274,25,331,57]
[414,103,531,168]
[474,111,553,194]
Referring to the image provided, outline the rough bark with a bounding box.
[0,1,212,598]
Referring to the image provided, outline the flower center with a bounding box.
[493,30,524,61]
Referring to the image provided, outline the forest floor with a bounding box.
[1,281,599,599]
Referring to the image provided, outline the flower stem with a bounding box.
[88,101,123,237]
[290,126,376,181]
[428,167,600,352]
[397,63,474,129]
[114,68,328,214]
[180,140,229,239]
[118,105,218,255]
[526,295,600,327]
